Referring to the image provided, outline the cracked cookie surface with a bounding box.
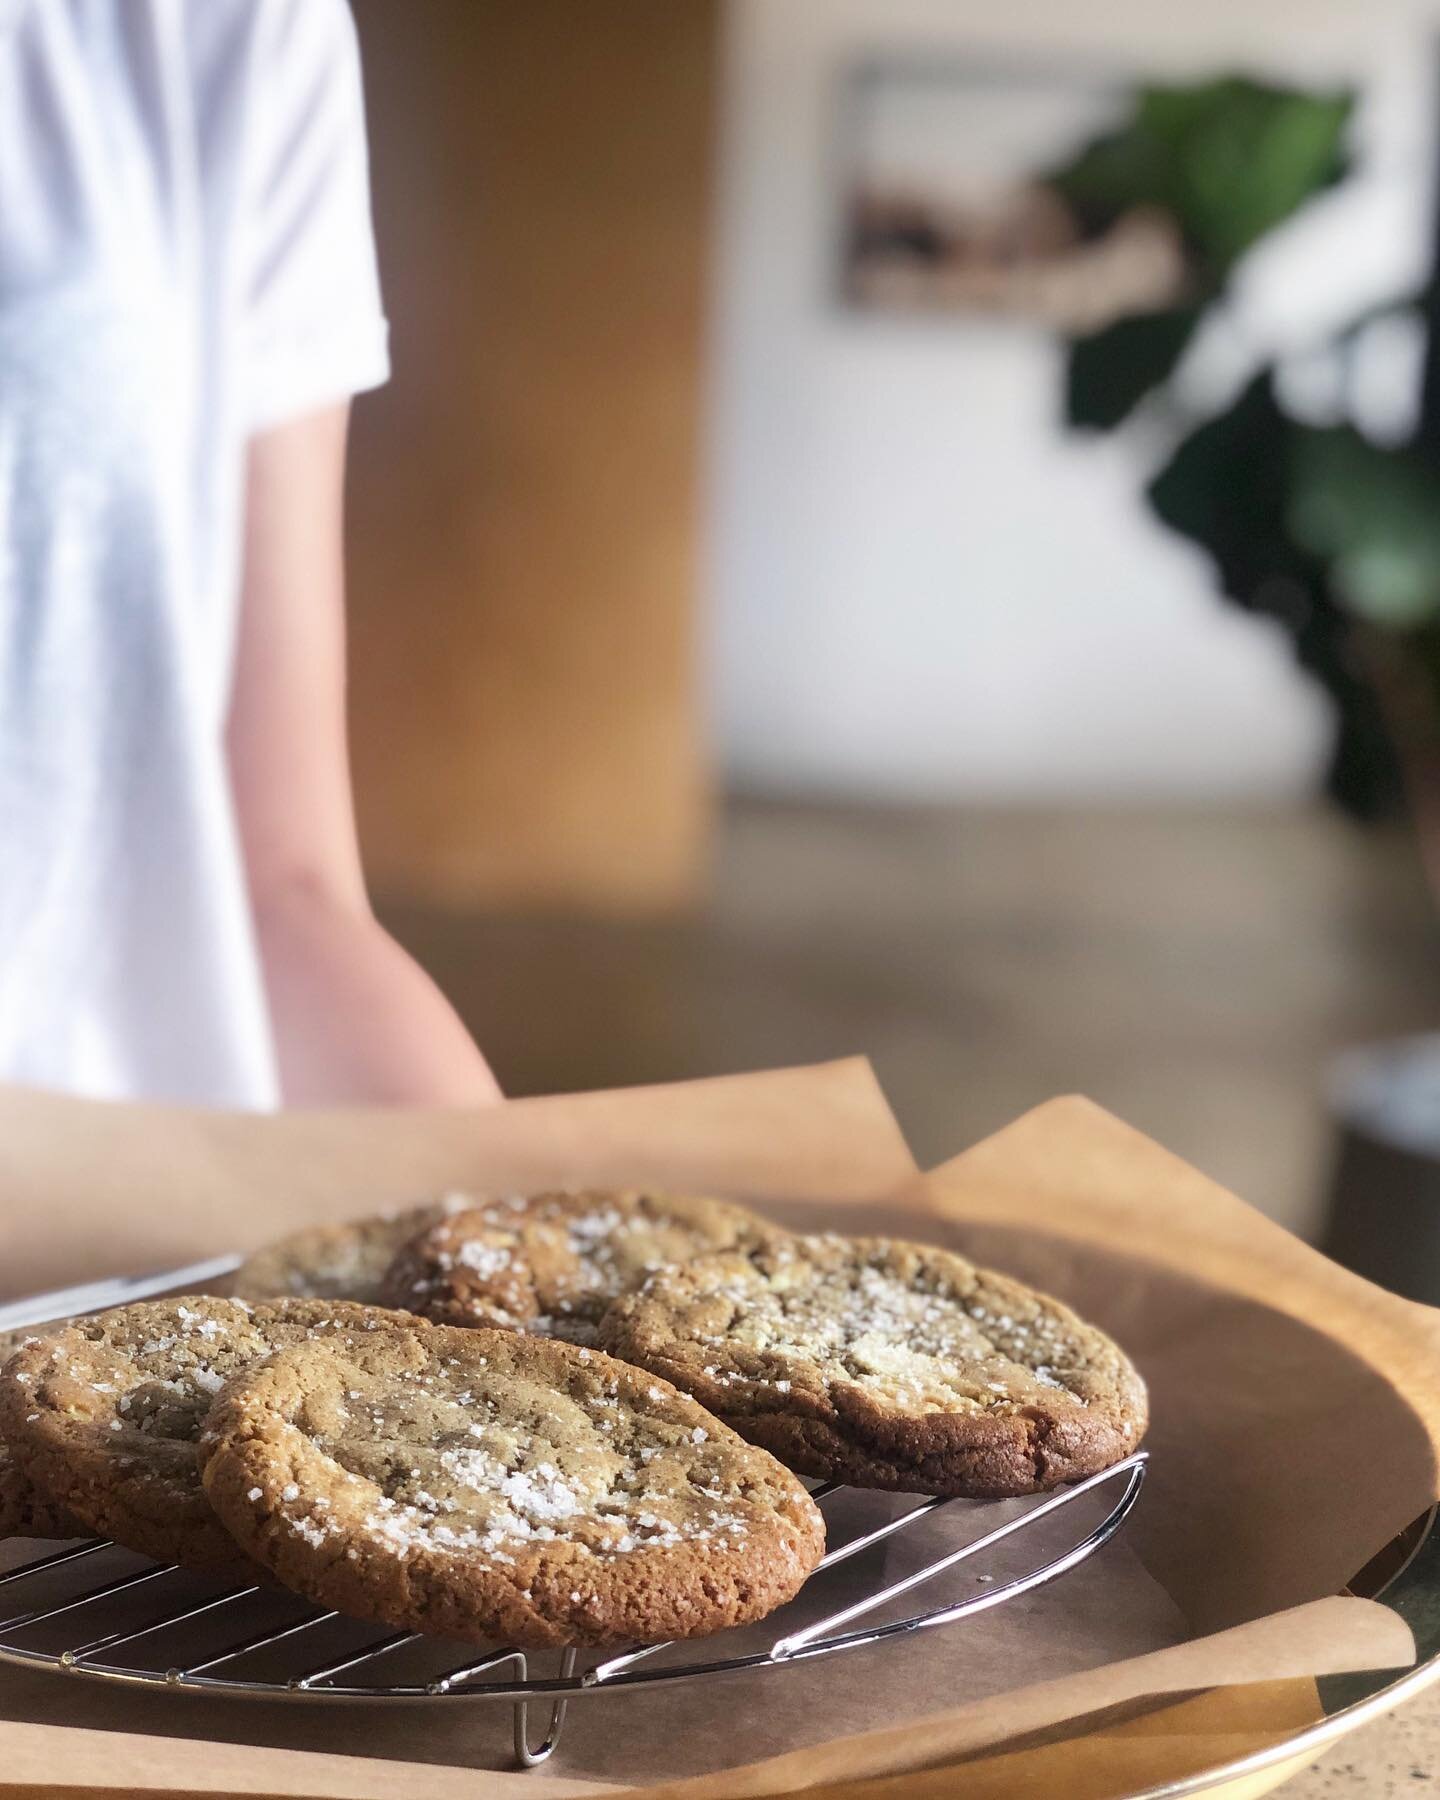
[379,1189,777,1344]
[0,1298,425,1571]
[199,1324,826,1648]
[598,1234,1148,1497]
[231,1198,481,1304]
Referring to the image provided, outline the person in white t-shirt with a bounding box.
[0,0,502,1108]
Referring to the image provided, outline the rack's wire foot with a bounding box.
[512,1648,576,1767]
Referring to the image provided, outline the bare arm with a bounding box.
[228,403,502,1106]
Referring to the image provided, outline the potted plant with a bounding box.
[1049,77,1440,1296]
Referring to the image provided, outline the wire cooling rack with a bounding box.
[0,1257,1149,1770]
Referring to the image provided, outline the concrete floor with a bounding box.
[383,798,1440,1239]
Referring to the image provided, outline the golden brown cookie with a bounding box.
[379,1189,778,1343]
[0,1298,427,1572]
[230,1198,482,1303]
[0,1328,87,1540]
[199,1324,826,1648]
[598,1234,1148,1498]
[0,1451,84,1540]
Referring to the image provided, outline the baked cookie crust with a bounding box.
[0,1328,86,1540]
[231,1198,481,1303]
[0,1298,425,1571]
[598,1234,1148,1497]
[200,1324,825,1648]
[379,1189,778,1344]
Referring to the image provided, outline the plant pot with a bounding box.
[1324,1032,1440,1305]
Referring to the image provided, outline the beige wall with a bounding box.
[346,2,718,911]
[710,0,1430,800]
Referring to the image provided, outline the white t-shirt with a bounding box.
[0,0,389,1107]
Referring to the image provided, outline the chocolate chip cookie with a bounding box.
[0,1298,425,1571]
[231,1198,481,1304]
[378,1189,777,1344]
[200,1324,826,1648]
[0,1328,86,1540]
[598,1234,1148,1497]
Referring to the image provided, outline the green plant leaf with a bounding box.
[1050,77,1354,279]
[1065,306,1203,430]
[1147,373,1295,570]
[1146,376,1406,818]
[1288,430,1440,629]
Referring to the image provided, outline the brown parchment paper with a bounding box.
[0,1057,915,1298]
[903,1097,1440,1636]
[0,1081,1432,1800]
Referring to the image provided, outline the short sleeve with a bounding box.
[239,0,389,431]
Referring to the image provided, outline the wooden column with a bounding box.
[346,1,717,911]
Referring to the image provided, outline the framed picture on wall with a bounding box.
[835,56,1189,330]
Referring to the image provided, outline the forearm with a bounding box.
[253,882,502,1107]
[229,409,500,1109]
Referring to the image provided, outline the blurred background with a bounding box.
[343,0,1440,1274]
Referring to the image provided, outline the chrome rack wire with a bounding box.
[0,1258,1149,1770]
